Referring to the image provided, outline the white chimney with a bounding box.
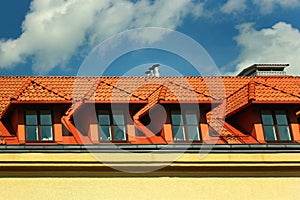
[152,64,160,77]
[145,71,151,77]
[148,68,154,76]
[145,64,160,77]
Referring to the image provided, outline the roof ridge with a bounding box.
[134,84,163,120]
[226,83,249,99]
[255,81,300,99]
[143,84,164,101]
[169,79,216,100]
[83,78,104,101]
[158,80,169,101]
[104,80,147,101]
[33,80,71,100]
[12,78,71,101]
[11,77,34,100]
[248,80,256,101]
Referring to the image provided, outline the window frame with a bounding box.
[25,109,54,142]
[170,109,201,142]
[260,109,293,142]
[97,109,127,142]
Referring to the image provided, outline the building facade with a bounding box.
[0,74,300,199]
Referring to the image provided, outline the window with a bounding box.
[98,110,127,142]
[171,110,200,141]
[25,110,53,142]
[261,110,292,141]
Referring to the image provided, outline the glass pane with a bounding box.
[26,126,38,141]
[114,126,126,141]
[186,113,198,125]
[172,125,185,141]
[41,125,53,141]
[261,111,274,125]
[171,113,183,125]
[113,113,125,125]
[275,111,288,125]
[40,110,52,125]
[99,125,111,141]
[278,125,291,141]
[98,113,110,125]
[263,125,277,141]
[26,110,37,125]
[187,125,200,141]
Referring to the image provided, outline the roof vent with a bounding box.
[145,64,160,77]
[237,64,289,76]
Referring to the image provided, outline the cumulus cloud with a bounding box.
[220,0,247,14]
[232,22,300,76]
[0,0,203,74]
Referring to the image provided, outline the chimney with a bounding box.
[146,64,160,77]
[152,64,160,77]
[148,68,154,76]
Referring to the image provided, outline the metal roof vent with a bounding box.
[237,64,289,76]
[145,64,160,77]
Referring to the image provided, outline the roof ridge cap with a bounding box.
[143,84,163,101]
[83,78,104,101]
[158,80,169,101]
[255,80,300,99]
[11,77,34,100]
[133,84,163,120]
[248,80,256,101]
[33,80,71,100]
[226,83,249,99]
[169,79,216,100]
[104,79,147,101]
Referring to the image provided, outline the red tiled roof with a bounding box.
[225,77,300,116]
[13,78,71,102]
[0,76,299,116]
[0,77,28,117]
[0,75,299,145]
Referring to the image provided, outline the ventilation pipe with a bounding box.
[148,67,154,76]
[146,64,160,77]
[152,64,160,77]
[145,71,151,77]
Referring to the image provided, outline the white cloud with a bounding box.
[220,0,300,14]
[220,0,246,14]
[0,0,203,74]
[232,22,300,76]
[253,0,300,14]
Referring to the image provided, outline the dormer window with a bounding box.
[25,110,53,142]
[171,110,200,141]
[261,110,292,141]
[97,110,127,142]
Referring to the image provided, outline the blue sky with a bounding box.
[0,0,300,76]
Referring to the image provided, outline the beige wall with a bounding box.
[2,152,300,199]
[1,177,300,200]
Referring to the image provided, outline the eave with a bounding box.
[1,146,300,177]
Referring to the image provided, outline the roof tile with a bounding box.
[0,76,299,120]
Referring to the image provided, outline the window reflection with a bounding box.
[25,110,53,142]
[261,110,291,141]
[171,110,200,142]
[98,110,127,142]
